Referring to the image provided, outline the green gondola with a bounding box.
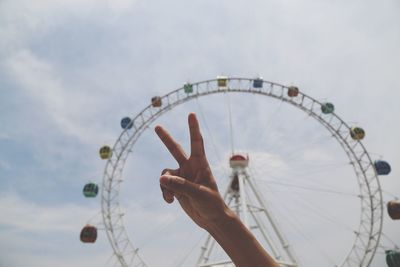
[321,103,335,114]
[386,250,400,267]
[83,183,99,198]
[184,83,193,94]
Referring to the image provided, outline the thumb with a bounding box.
[160,175,201,198]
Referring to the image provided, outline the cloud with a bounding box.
[0,0,399,266]
[3,49,110,145]
[0,193,93,232]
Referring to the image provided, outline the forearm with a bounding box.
[206,207,279,267]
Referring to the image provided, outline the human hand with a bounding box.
[155,113,228,229]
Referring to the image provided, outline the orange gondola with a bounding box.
[387,201,400,220]
[151,96,162,107]
[288,86,299,97]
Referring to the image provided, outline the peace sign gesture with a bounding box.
[155,113,279,267]
[155,113,227,229]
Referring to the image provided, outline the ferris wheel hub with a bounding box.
[229,153,249,168]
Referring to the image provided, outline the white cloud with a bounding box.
[0,193,93,232]
[3,49,114,145]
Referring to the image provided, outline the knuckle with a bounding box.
[161,168,171,175]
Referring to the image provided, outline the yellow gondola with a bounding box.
[99,146,112,159]
[350,127,365,140]
[217,76,228,88]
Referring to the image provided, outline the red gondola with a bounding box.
[80,225,97,243]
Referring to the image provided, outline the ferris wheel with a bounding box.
[80,77,399,267]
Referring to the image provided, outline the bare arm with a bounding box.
[155,113,279,267]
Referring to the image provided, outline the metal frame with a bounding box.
[196,167,299,267]
[100,78,383,267]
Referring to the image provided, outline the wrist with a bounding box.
[204,205,238,235]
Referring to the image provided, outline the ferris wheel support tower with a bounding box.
[196,154,299,267]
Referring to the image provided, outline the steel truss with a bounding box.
[197,166,299,267]
[101,77,383,267]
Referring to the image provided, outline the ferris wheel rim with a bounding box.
[100,77,383,267]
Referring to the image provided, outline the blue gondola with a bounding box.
[253,78,263,88]
[121,117,133,129]
[374,160,391,175]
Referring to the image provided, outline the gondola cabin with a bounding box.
[80,225,97,243]
[229,154,249,168]
[151,96,162,107]
[350,127,365,140]
[386,250,400,267]
[120,117,133,130]
[287,86,299,97]
[321,103,335,114]
[387,201,400,220]
[99,146,112,159]
[253,78,263,88]
[184,83,193,94]
[217,76,228,88]
[83,183,99,198]
[374,160,391,175]
[230,173,240,192]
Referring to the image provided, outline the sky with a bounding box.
[0,0,399,266]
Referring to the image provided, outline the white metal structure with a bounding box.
[100,77,383,267]
[197,154,298,267]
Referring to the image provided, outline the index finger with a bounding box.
[155,125,187,165]
[188,113,205,157]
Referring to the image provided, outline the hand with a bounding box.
[155,113,228,229]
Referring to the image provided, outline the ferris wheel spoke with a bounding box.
[173,232,208,267]
[253,99,284,146]
[249,168,361,236]
[224,92,235,154]
[135,214,180,251]
[257,178,359,198]
[266,192,339,266]
[248,165,358,200]
[265,112,316,154]
[195,98,223,163]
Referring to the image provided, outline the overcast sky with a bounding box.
[0,0,399,266]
